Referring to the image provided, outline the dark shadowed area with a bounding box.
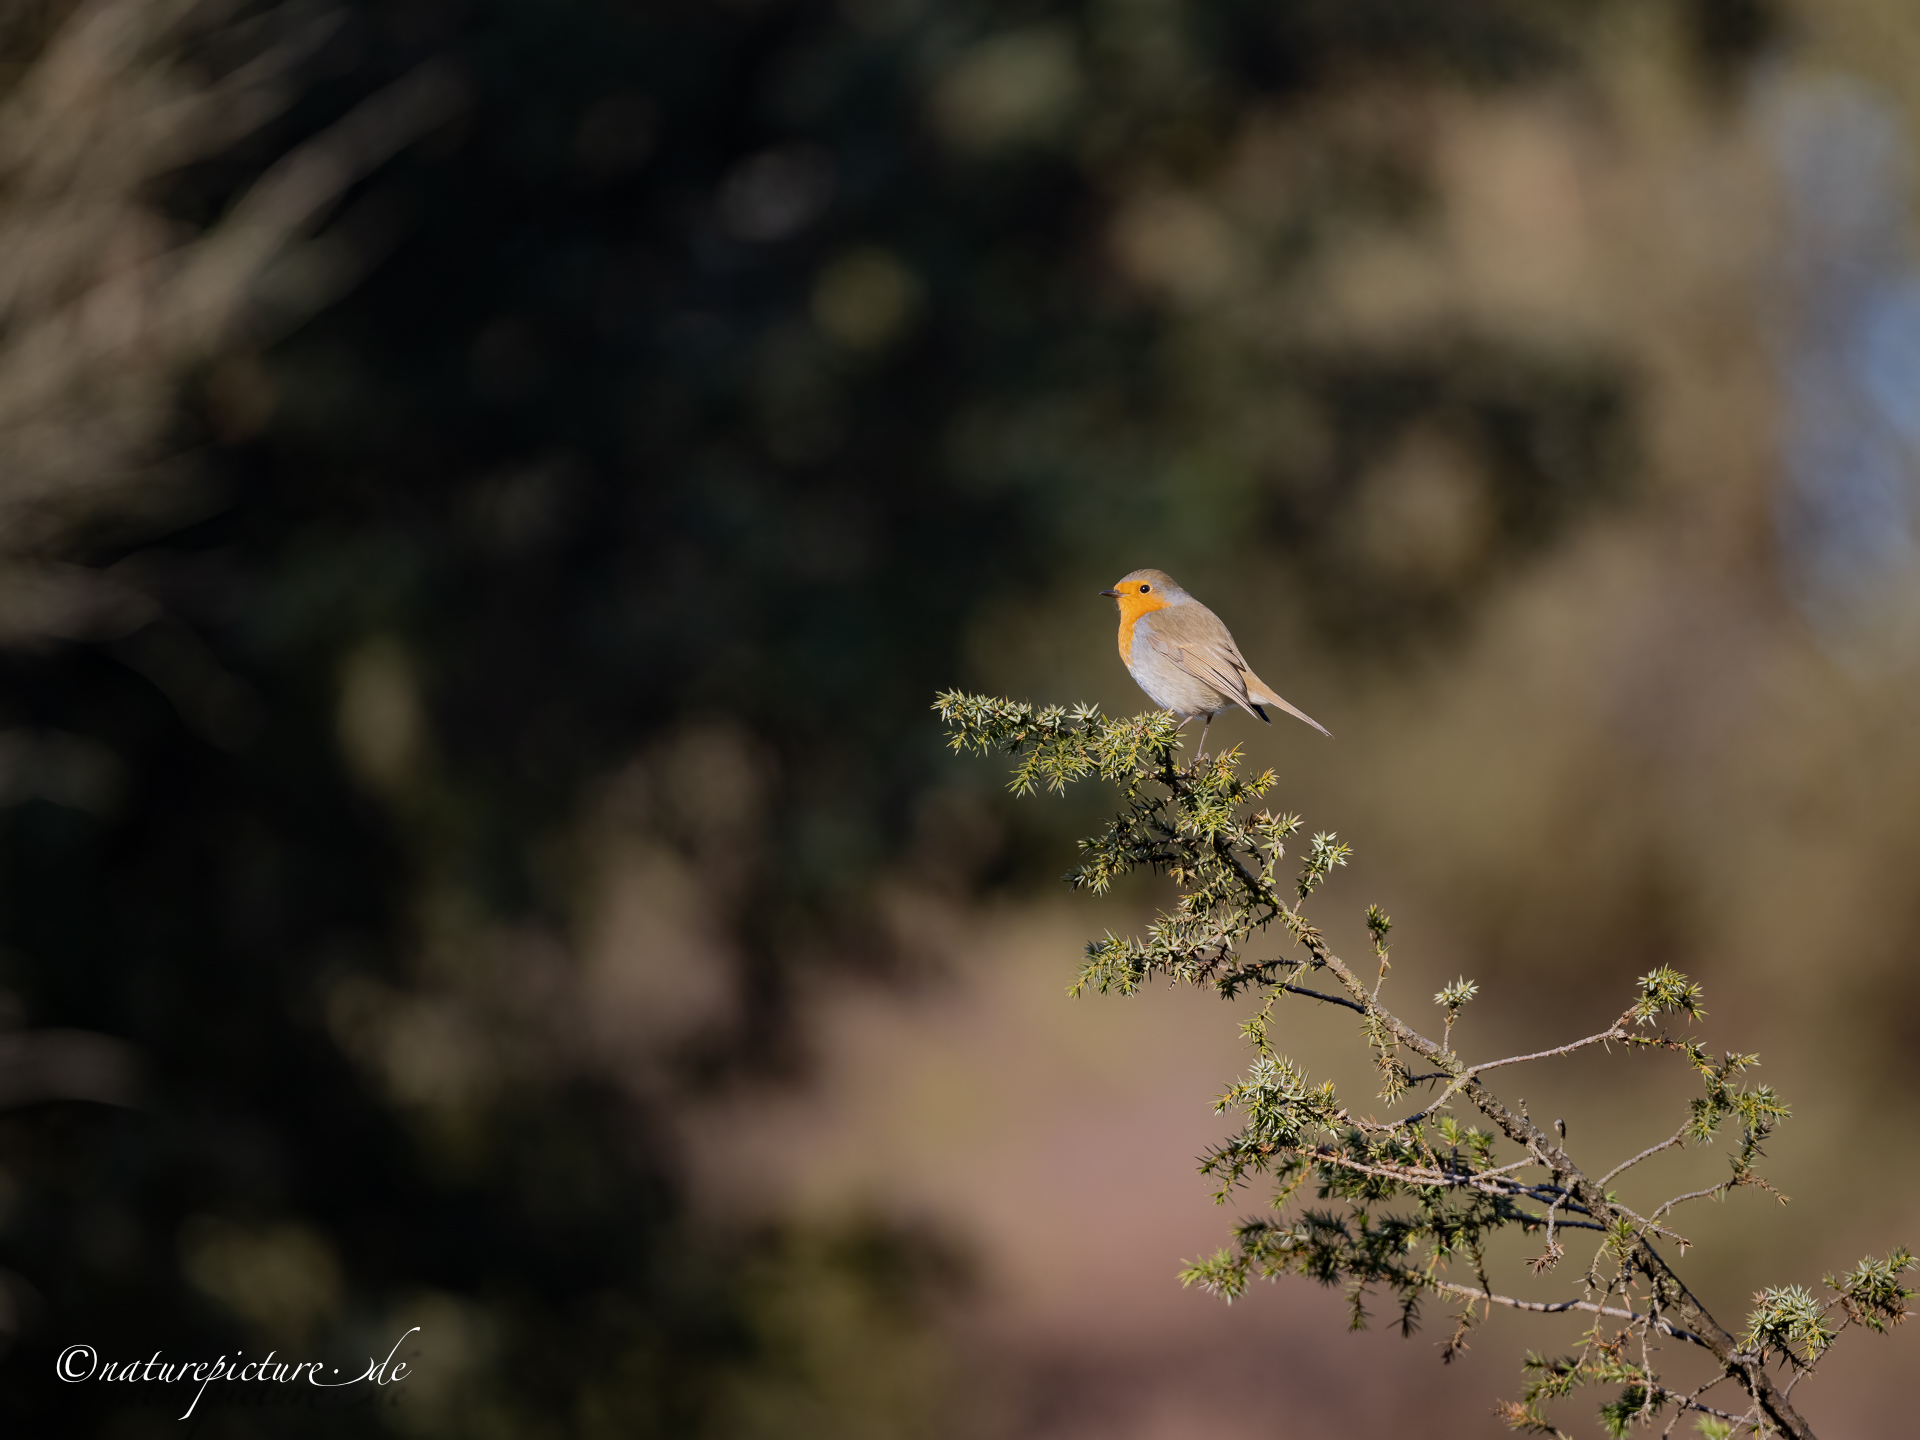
[1,0,1918,1435]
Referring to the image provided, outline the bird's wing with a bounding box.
[1147,605,1334,738]
[1137,606,1266,720]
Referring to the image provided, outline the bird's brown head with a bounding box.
[1100,568,1185,624]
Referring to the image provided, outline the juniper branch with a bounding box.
[937,692,1917,1439]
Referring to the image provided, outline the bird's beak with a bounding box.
[1098,588,1119,598]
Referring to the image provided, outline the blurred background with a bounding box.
[2,0,1919,1434]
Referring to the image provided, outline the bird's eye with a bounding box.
[1139,583,1150,593]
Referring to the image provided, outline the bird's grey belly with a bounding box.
[1127,645,1226,717]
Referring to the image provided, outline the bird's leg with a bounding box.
[1196,712,1214,760]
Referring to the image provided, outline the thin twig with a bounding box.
[1599,1121,1692,1187]
[1296,1148,1604,1224]
[1425,1281,1707,1347]
[1652,1185,1725,1222]
[1661,1374,1735,1438]
[1466,1019,1631,1078]
[1278,982,1366,1014]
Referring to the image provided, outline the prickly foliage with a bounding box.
[938,691,1915,1439]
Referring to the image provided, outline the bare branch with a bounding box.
[1598,1121,1693,1188]
[1466,1019,1632,1078]
[1278,982,1366,1014]
[1425,1280,1707,1348]
[1653,1185,1727,1222]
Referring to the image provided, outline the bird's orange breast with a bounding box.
[1115,592,1170,666]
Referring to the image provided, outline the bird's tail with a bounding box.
[1248,681,1331,738]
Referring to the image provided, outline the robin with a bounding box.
[1101,568,1330,755]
